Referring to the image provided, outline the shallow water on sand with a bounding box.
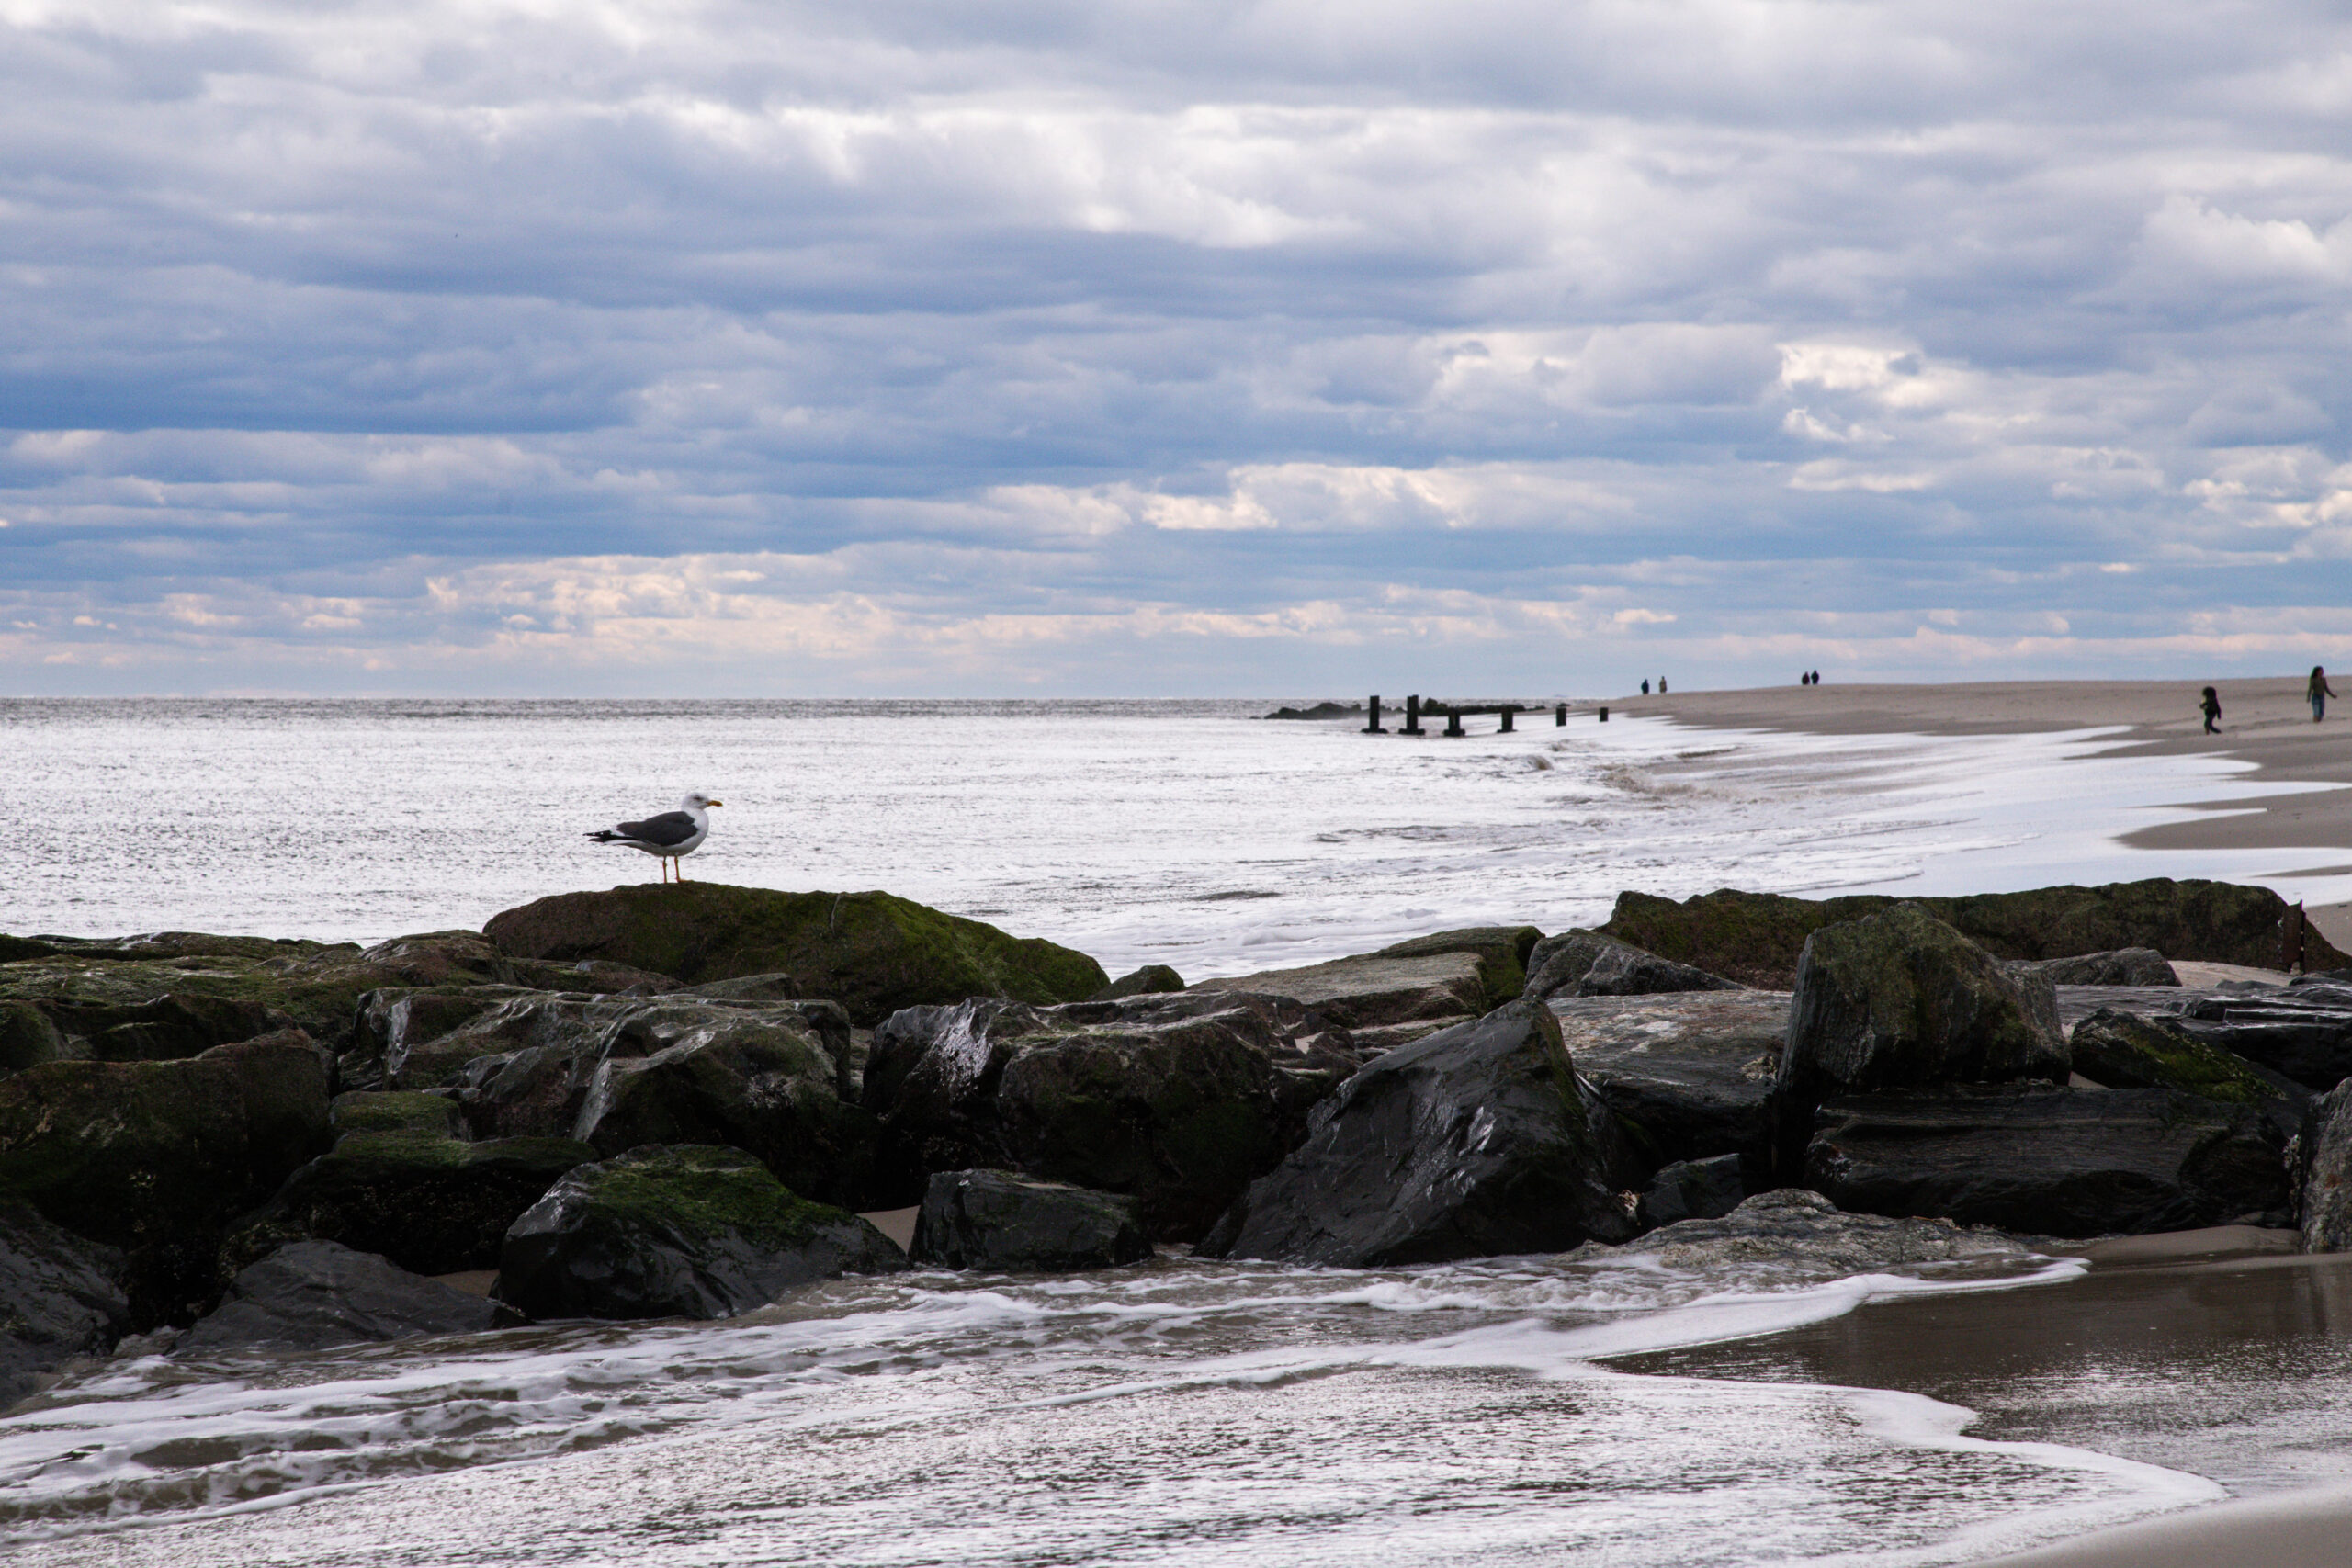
[2,698,2338,976]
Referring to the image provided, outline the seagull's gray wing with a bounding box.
[614,810,700,847]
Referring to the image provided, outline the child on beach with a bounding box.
[2199,686,2222,734]
[2312,667,2337,723]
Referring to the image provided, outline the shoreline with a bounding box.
[1609,679,2352,952]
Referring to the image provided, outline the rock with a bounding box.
[865,990,1363,1235]
[2013,949,2179,987]
[1091,965,1186,1001]
[31,992,285,1066]
[1548,990,1788,1186]
[0,1002,64,1074]
[175,1241,511,1356]
[1198,1000,1638,1267]
[482,884,1108,1026]
[1604,881,2352,991]
[1523,931,1742,1001]
[2298,1081,2352,1251]
[2067,1008,2300,1105]
[573,1009,877,1208]
[1634,1155,1745,1230]
[330,1089,469,1140]
[1566,1187,2033,1273]
[909,1169,1151,1271]
[0,1200,130,1404]
[670,973,803,1002]
[223,1132,595,1277]
[1260,702,1362,719]
[1189,952,1487,1030]
[1780,907,2066,1106]
[496,1145,907,1321]
[1806,1084,2290,1236]
[1372,928,1544,1007]
[2165,979,2352,1090]
[0,1031,334,1327]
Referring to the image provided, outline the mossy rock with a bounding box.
[330,1090,468,1139]
[482,884,1108,1026]
[496,1145,907,1320]
[1374,927,1544,1006]
[1600,879,2345,990]
[2070,1009,2283,1105]
[223,1132,594,1278]
[0,1032,334,1328]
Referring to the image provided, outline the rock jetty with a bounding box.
[3,875,2348,1404]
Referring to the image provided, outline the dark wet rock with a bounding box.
[670,972,803,1002]
[1780,908,2066,1107]
[1599,879,2345,991]
[1260,702,1362,719]
[357,985,545,1089]
[574,1009,877,1208]
[2012,949,2179,987]
[2165,979,2352,1091]
[2067,1008,2300,1106]
[0,1031,334,1327]
[1091,965,1187,1000]
[1373,928,1544,1007]
[2298,1081,2352,1251]
[0,1002,63,1075]
[909,1169,1151,1271]
[2052,984,2208,1032]
[0,1200,130,1404]
[1198,1000,1638,1267]
[482,884,1108,1026]
[1523,931,1742,1001]
[175,1241,511,1356]
[1189,952,1487,1030]
[496,1145,907,1321]
[1566,1187,2034,1272]
[865,990,1363,1235]
[223,1132,595,1278]
[330,1089,468,1140]
[1805,1084,2290,1236]
[1548,990,1788,1186]
[1634,1155,1745,1231]
[34,993,286,1066]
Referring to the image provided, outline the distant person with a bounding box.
[2313,666,2338,723]
[1641,679,1650,694]
[1812,669,1821,685]
[2199,686,2222,734]
[1658,677,1668,694]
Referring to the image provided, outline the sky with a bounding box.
[4,1,2350,697]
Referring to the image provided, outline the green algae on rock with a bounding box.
[496,1144,907,1320]
[481,883,1108,1024]
[2068,1007,2292,1105]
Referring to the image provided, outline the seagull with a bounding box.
[586,790,722,882]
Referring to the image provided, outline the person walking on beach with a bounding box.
[1658,676,1668,694]
[1641,679,1650,694]
[2312,667,2337,723]
[2199,686,2222,734]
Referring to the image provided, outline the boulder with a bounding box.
[1523,931,1742,1001]
[1371,928,1544,1007]
[175,1241,510,1356]
[909,1169,1151,1271]
[2165,979,2352,1090]
[0,1200,130,1404]
[496,1145,907,1321]
[1091,965,1186,1001]
[330,1089,468,1140]
[1548,990,1789,1186]
[1567,1187,2034,1274]
[0,1002,63,1074]
[2067,1008,2299,1106]
[1806,1085,2290,1236]
[481,884,1108,1025]
[865,991,1363,1235]
[1189,952,1487,1030]
[1779,907,2066,1107]
[1634,1155,1746,1231]
[0,1031,334,1326]
[2298,1081,2352,1252]
[223,1132,595,1278]
[1598,880,2346,990]
[2013,949,2179,987]
[1198,1001,1638,1267]
[573,1010,876,1208]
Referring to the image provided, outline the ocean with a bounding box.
[3,697,2345,1564]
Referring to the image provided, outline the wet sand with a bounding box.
[1607,678,2352,951]
[1605,1235,2352,1564]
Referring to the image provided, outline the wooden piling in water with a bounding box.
[1363,694,1387,733]
[1403,694,1425,735]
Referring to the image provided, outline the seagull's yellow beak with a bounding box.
[707,799,724,807]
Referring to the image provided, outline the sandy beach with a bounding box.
[1609,678,2352,952]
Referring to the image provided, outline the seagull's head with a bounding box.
[683,790,723,811]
